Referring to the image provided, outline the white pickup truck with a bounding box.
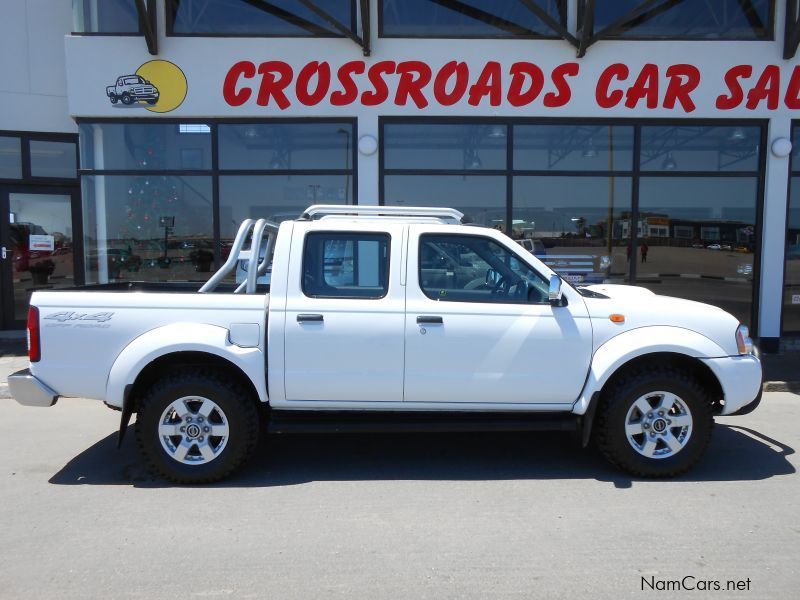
[8,205,762,483]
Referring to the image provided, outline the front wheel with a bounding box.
[135,368,260,483]
[594,366,713,477]
[121,93,133,105]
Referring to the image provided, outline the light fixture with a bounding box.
[358,134,378,155]
[243,126,260,139]
[662,151,677,170]
[488,125,506,139]
[728,127,747,142]
[582,139,598,159]
[771,137,792,158]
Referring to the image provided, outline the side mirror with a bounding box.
[548,274,564,305]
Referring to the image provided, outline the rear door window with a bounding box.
[303,232,390,299]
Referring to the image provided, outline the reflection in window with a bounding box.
[219,123,354,170]
[382,0,566,38]
[514,125,634,172]
[785,131,800,332]
[30,141,77,179]
[640,126,761,172]
[219,175,352,240]
[168,0,354,36]
[638,177,758,327]
[384,123,507,171]
[583,0,773,40]
[0,136,22,179]
[513,176,632,284]
[384,175,506,229]
[79,123,212,171]
[82,175,214,283]
[72,0,140,33]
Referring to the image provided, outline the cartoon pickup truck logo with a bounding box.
[106,75,160,106]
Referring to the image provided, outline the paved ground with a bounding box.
[0,391,797,599]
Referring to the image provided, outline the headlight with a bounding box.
[735,324,753,355]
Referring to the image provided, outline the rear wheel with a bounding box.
[135,368,259,483]
[109,93,118,104]
[595,366,713,477]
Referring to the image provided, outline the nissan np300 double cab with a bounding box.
[8,205,762,483]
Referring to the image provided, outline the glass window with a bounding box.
[79,123,212,171]
[513,176,632,284]
[786,177,800,332]
[384,123,507,171]
[30,140,77,179]
[640,126,761,172]
[384,175,506,229]
[219,175,352,240]
[514,125,633,172]
[72,0,140,33]
[303,232,389,299]
[785,128,800,332]
[637,177,758,327]
[0,136,22,179]
[382,0,566,38]
[418,233,549,303]
[584,0,772,40]
[219,123,354,171]
[81,175,214,282]
[168,0,353,36]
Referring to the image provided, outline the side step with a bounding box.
[267,410,580,435]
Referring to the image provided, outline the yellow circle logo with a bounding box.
[135,60,187,113]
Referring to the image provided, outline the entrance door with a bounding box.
[0,188,81,328]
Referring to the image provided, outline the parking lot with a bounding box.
[0,390,798,599]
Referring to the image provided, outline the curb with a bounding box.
[763,381,800,393]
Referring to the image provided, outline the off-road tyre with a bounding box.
[109,93,118,104]
[121,93,133,105]
[135,368,259,484]
[594,365,713,478]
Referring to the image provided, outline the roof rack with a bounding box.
[300,204,464,224]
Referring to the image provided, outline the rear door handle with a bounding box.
[297,314,324,323]
[416,315,443,324]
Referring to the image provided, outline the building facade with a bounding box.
[0,0,799,351]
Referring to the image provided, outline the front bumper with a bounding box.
[700,354,763,415]
[7,369,58,407]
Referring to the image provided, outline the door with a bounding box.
[0,187,82,329]
[404,229,593,406]
[282,225,406,402]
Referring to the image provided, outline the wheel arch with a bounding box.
[573,326,727,416]
[106,323,268,411]
[126,351,262,414]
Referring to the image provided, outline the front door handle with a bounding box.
[297,314,324,323]
[416,315,443,324]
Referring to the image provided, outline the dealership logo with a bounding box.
[106,60,187,113]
